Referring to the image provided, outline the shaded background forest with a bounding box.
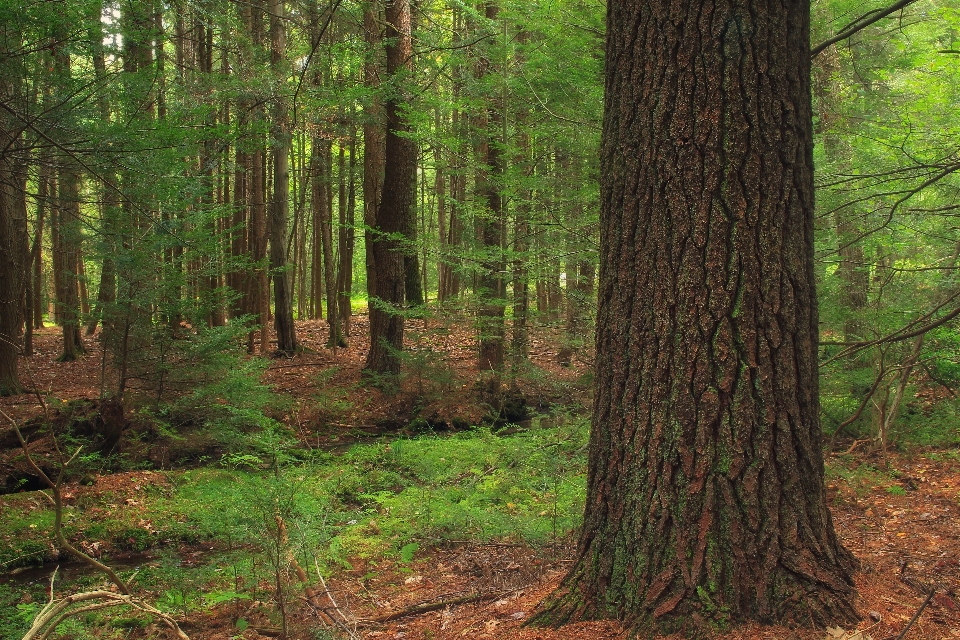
[1,0,960,446]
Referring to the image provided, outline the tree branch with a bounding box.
[811,0,919,58]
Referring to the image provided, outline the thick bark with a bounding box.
[269,0,298,355]
[364,0,416,375]
[532,0,858,633]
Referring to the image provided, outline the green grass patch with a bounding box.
[0,416,589,635]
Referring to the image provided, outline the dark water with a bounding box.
[2,552,158,588]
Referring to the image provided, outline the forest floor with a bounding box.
[1,319,960,640]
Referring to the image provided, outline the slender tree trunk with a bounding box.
[365,0,416,375]
[56,161,85,362]
[32,155,48,330]
[268,0,298,355]
[336,133,357,338]
[363,0,386,304]
[510,28,532,380]
[319,140,340,348]
[475,1,505,380]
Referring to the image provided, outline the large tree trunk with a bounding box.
[268,0,298,355]
[531,0,858,633]
[364,0,416,375]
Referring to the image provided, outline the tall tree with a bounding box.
[0,35,25,395]
[532,0,859,633]
[52,27,86,362]
[269,0,298,355]
[365,0,416,375]
[362,0,385,303]
[474,1,506,380]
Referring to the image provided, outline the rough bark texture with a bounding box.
[532,0,859,634]
[364,0,415,375]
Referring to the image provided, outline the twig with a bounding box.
[894,587,936,640]
[364,589,514,624]
[21,590,189,640]
[2,408,189,640]
[314,559,359,639]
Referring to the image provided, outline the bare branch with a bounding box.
[811,0,920,58]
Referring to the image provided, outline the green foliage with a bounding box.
[0,416,591,635]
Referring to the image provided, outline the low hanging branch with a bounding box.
[820,288,960,368]
[811,0,920,58]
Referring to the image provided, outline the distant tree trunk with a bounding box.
[310,144,325,320]
[447,107,466,300]
[434,108,450,301]
[231,123,249,319]
[475,1,505,380]
[0,85,26,395]
[269,0,298,355]
[320,141,340,348]
[559,156,594,367]
[336,134,357,338]
[32,161,46,330]
[363,0,385,304]
[56,160,85,362]
[86,0,117,337]
[244,2,269,355]
[532,0,858,631]
[510,27,532,381]
[52,31,85,362]
[365,0,416,375]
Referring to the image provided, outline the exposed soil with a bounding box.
[175,449,960,640]
[3,320,960,639]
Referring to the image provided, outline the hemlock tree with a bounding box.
[365,0,416,375]
[531,0,859,634]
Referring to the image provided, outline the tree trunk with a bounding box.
[269,0,298,355]
[532,0,858,632]
[0,102,25,395]
[32,161,46,330]
[475,1,505,380]
[56,160,86,362]
[509,27,532,381]
[364,0,416,375]
[320,140,341,348]
[363,0,385,304]
[336,134,357,338]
